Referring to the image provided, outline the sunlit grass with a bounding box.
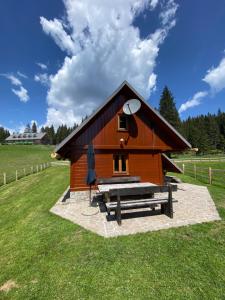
[0,167,225,299]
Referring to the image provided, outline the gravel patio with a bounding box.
[50,183,221,237]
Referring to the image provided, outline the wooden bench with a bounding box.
[106,185,177,225]
[97,176,141,185]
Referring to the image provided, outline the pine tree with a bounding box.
[44,126,55,145]
[32,122,37,133]
[159,86,181,131]
[205,114,220,150]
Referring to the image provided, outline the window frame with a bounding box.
[113,154,129,174]
[117,114,128,131]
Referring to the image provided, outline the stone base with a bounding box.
[70,190,98,201]
[51,183,221,238]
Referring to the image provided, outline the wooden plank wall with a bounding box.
[71,95,183,152]
[70,151,163,191]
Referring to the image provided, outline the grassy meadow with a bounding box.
[0,145,54,184]
[174,160,225,187]
[0,164,225,299]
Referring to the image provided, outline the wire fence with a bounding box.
[177,163,225,187]
[0,162,51,187]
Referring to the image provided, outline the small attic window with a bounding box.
[118,114,128,131]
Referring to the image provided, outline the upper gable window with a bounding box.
[118,115,128,131]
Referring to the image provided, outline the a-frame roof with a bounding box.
[55,81,191,153]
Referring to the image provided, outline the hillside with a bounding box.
[0,145,54,175]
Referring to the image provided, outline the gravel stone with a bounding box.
[50,183,221,238]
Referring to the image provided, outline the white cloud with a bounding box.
[147,73,157,91]
[40,17,76,55]
[12,86,30,103]
[41,0,178,127]
[159,0,178,26]
[34,73,49,86]
[0,124,14,134]
[1,73,22,86]
[1,72,30,102]
[36,62,48,70]
[203,57,225,93]
[178,53,225,114]
[17,71,28,79]
[0,120,40,134]
[178,91,208,114]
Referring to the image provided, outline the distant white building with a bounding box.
[5,126,49,144]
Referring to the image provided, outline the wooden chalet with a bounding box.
[55,81,191,193]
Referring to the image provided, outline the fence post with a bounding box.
[40,164,43,171]
[194,164,197,179]
[31,166,33,174]
[36,165,39,173]
[209,167,212,185]
[3,173,6,185]
[24,168,26,176]
[182,163,185,174]
[16,170,18,181]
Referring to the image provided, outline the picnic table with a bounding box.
[98,182,156,203]
[98,181,176,225]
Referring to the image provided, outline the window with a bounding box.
[118,115,128,130]
[113,154,128,174]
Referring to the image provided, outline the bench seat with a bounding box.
[106,198,168,210]
[107,185,176,225]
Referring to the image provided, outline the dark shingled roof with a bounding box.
[55,80,191,153]
[5,132,46,141]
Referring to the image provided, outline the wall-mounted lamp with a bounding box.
[120,138,125,147]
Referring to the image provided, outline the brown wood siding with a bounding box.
[70,150,163,191]
[70,94,184,152]
[67,85,186,191]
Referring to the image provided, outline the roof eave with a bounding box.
[162,153,183,174]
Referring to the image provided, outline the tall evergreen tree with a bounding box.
[32,122,37,133]
[159,86,181,131]
[44,126,55,145]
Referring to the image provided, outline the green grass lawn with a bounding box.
[0,145,54,183]
[1,166,225,299]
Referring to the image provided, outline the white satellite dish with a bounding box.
[123,99,141,115]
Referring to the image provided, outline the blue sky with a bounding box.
[0,0,225,132]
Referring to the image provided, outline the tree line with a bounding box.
[0,127,10,142]
[158,86,225,154]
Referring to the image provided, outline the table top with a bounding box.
[98,182,156,193]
